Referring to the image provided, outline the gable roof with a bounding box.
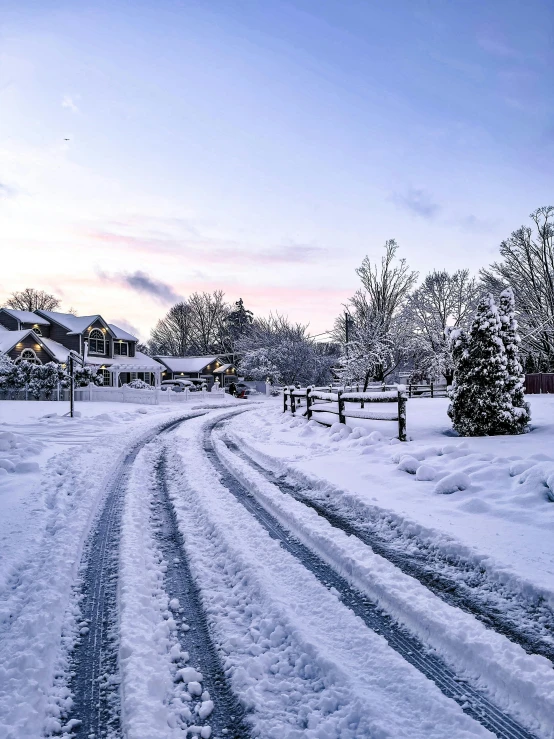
[0,329,66,363]
[0,329,33,354]
[0,309,50,326]
[153,355,219,373]
[108,323,138,341]
[36,311,114,336]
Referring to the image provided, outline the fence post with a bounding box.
[338,389,345,425]
[398,389,407,441]
[431,382,434,399]
[291,390,296,415]
[306,388,312,420]
[283,387,288,413]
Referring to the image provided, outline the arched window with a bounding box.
[88,328,106,354]
[16,348,41,365]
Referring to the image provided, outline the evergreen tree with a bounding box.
[497,287,530,433]
[448,294,513,436]
[227,298,253,341]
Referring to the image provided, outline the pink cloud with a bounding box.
[86,229,326,265]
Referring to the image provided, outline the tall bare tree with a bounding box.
[481,206,554,370]
[148,291,231,356]
[405,269,480,383]
[335,240,418,385]
[6,288,60,312]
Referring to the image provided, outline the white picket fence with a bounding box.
[73,386,229,405]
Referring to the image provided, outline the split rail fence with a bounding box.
[283,386,407,441]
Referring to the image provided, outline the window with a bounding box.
[16,348,41,365]
[88,328,105,354]
[100,369,111,386]
[114,341,128,356]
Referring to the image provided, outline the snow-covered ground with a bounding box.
[1,395,553,738]
[230,395,554,599]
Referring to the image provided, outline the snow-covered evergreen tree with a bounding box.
[448,294,513,436]
[497,287,530,433]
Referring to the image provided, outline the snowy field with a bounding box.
[0,396,553,738]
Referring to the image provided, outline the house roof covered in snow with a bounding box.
[153,356,220,373]
[213,363,234,374]
[108,323,138,341]
[40,337,71,363]
[0,309,51,326]
[0,330,33,353]
[35,311,114,335]
[0,329,68,364]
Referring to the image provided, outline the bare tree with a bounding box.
[355,240,418,333]
[149,302,196,355]
[148,291,231,356]
[481,206,554,369]
[335,241,418,385]
[6,288,60,312]
[405,269,480,383]
[188,290,230,354]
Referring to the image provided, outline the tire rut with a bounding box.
[150,445,251,738]
[204,419,538,739]
[66,414,206,738]
[223,434,554,665]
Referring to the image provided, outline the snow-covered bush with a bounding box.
[0,352,14,389]
[448,294,513,436]
[125,378,153,390]
[28,362,67,399]
[74,366,104,387]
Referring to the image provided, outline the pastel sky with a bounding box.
[1,0,553,339]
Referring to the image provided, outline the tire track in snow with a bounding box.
[149,445,251,738]
[66,414,206,739]
[222,433,554,665]
[204,419,537,739]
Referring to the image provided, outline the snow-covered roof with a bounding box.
[0,309,50,325]
[40,337,71,363]
[0,330,32,353]
[36,311,111,335]
[153,356,219,373]
[86,351,163,370]
[0,329,71,363]
[213,363,234,374]
[108,323,138,341]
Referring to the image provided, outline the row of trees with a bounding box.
[333,206,554,389]
[148,293,254,356]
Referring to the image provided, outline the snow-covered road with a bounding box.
[1,398,553,738]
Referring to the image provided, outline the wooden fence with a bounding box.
[525,374,554,394]
[283,386,407,441]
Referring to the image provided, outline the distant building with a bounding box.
[153,355,236,387]
[0,309,163,386]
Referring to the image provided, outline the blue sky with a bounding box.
[1,0,553,338]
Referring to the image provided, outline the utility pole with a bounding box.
[69,354,75,418]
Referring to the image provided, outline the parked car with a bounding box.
[160,379,198,392]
